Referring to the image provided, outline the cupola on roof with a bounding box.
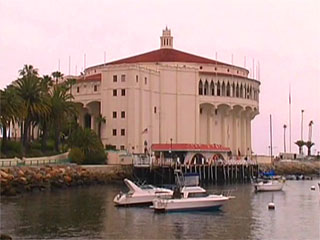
[86,27,248,73]
[160,26,173,49]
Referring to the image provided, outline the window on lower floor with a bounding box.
[120,145,125,150]
[113,111,117,118]
[77,87,80,93]
[121,111,125,118]
[113,89,117,96]
[94,85,97,92]
[112,129,117,136]
[121,89,126,96]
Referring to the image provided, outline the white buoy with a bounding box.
[311,186,316,191]
[268,202,275,210]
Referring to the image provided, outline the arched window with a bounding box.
[247,85,250,99]
[236,83,239,97]
[204,80,209,95]
[222,81,226,96]
[240,84,243,98]
[249,86,252,99]
[226,82,231,97]
[210,81,214,95]
[232,82,236,97]
[217,81,221,96]
[199,80,203,95]
[84,113,91,129]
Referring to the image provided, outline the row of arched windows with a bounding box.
[198,79,259,100]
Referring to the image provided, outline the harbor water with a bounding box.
[1,180,319,239]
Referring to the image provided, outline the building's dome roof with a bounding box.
[87,48,247,71]
[107,48,225,65]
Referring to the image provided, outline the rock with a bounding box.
[0,233,13,240]
[64,175,72,183]
[0,170,8,178]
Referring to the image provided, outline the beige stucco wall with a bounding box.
[73,60,259,156]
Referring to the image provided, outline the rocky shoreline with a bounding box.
[0,165,132,197]
[259,161,320,176]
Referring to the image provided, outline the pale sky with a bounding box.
[1,0,319,155]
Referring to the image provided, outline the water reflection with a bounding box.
[1,181,319,239]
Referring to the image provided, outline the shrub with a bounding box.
[69,147,85,165]
[30,141,41,150]
[69,128,106,165]
[26,149,44,157]
[1,141,23,157]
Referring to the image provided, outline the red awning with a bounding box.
[151,143,230,152]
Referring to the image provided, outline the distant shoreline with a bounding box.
[259,160,320,176]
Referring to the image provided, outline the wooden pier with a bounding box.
[133,162,259,185]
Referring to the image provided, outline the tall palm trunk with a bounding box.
[54,127,60,152]
[41,121,48,151]
[23,120,30,152]
[2,124,7,142]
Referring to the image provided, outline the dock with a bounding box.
[133,160,259,185]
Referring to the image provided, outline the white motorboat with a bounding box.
[113,178,173,206]
[152,185,232,212]
[152,172,233,212]
[253,178,285,192]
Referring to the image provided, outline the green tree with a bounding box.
[39,75,53,151]
[15,65,50,151]
[95,114,106,138]
[295,140,305,155]
[305,141,314,156]
[52,71,64,84]
[69,127,106,164]
[50,83,77,152]
[0,85,21,149]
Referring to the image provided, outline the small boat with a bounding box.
[113,178,173,206]
[152,172,233,212]
[253,177,285,192]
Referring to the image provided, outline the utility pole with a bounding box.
[283,124,287,153]
[301,109,304,140]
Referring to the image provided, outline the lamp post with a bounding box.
[301,110,304,141]
[283,124,287,153]
[170,138,173,159]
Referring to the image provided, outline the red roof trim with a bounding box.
[151,143,230,152]
[77,73,101,82]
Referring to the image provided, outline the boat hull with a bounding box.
[254,182,284,192]
[114,193,172,206]
[153,195,229,212]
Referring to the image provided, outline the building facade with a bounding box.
[73,28,260,156]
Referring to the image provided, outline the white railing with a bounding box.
[0,152,69,167]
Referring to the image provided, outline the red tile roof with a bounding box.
[151,143,230,152]
[77,73,101,82]
[86,48,246,71]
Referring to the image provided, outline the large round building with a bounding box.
[73,28,260,156]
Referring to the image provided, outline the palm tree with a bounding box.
[305,141,314,156]
[15,65,50,151]
[52,71,64,84]
[39,75,53,151]
[0,86,20,147]
[295,140,305,155]
[50,83,77,152]
[95,114,106,138]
